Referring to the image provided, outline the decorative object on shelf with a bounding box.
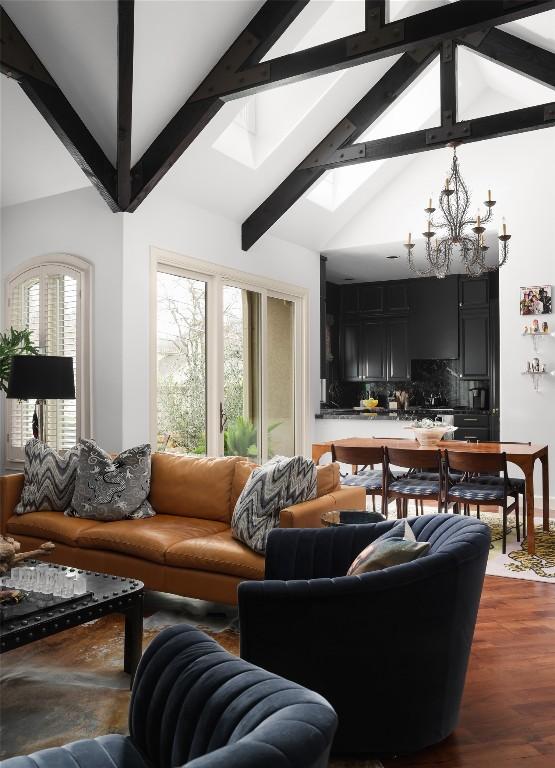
[406,418,457,446]
[0,327,38,393]
[6,355,75,443]
[403,145,510,278]
[0,535,55,575]
[520,285,552,315]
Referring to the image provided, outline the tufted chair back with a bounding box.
[129,625,337,767]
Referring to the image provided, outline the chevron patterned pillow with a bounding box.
[231,455,317,554]
[15,439,81,515]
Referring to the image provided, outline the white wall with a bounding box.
[327,108,555,501]
[0,187,124,455]
[0,185,321,463]
[121,191,321,450]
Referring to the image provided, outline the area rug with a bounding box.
[481,511,555,582]
[0,594,383,767]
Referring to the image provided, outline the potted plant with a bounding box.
[406,418,457,447]
[0,328,39,392]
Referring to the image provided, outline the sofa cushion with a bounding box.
[7,511,99,546]
[166,529,265,579]
[76,516,228,564]
[149,454,242,522]
[231,461,340,509]
[316,462,340,496]
[230,460,259,510]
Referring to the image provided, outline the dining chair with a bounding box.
[445,450,520,554]
[331,444,391,515]
[372,435,424,515]
[473,441,530,537]
[383,447,444,516]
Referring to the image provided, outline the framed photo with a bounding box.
[520,285,552,315]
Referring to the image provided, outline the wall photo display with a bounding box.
[520,285,552,315]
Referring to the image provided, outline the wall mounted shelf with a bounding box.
[522,331,553,352]
[522,370,547,392]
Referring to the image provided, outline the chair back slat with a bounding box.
[385,447,442,471]
[446,450,508,475]
[331,444,384,466]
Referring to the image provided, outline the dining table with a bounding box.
[311,438,549,555]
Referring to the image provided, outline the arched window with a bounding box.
[5,255,91,461]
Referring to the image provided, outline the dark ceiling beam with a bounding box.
[298,101,555,171]
[440,40,457,126]
[458,26,555,88]
[117,0,135,210]
[191,0,555,102]
[127,0,309,212]
[0,6,119,210]
[241,45,439,251]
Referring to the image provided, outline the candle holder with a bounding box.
[402,145,511,279]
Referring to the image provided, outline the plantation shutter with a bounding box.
[7,265,81,460]
[8,272,41,453]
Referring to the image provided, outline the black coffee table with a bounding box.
[0,561,143,682]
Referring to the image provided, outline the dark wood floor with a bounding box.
[383,576,555,768]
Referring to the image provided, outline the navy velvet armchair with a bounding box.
[238,514,490,756]
[1,625,337,768]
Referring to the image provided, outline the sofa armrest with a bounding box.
[279,486,366,529]
[0,473,24,534]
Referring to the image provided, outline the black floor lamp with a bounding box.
[6,355,76,444]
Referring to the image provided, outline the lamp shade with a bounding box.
[6,355,75,400]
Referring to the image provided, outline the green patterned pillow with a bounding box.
[347,520,429,575]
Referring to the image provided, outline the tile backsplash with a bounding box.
[328,359,489,409]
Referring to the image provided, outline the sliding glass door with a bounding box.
[155,262,304,461]
[156,269,207,455]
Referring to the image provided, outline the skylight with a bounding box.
[212,0,364,169]
[307,57,441,211]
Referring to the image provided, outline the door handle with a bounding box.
[463,418,478,422]
[219,403,228,434]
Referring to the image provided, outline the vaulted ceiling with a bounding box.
[1,0,554,255]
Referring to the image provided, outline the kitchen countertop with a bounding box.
[316,407,491,420]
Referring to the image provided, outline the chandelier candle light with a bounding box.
[404,144,511,278]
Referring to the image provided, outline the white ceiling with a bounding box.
[1,0,554,259]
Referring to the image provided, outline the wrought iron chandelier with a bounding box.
[403,144,511,279]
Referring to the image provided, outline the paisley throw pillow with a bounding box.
[66,440,155,521]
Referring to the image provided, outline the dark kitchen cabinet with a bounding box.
[386,283,409,312]
[341,318,406,382]
[388,318,410,380]
[342,322,361,380]
[341,284,359,314]
[460,307,489,378]
[361,320,387,380]
[459,277,489,308]
[408,275,459,359]
[359,284,384,313]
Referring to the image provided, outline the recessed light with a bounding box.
[386,255,400,259]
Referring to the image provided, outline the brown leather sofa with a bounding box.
[0,454,365,604]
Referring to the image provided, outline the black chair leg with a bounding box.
[396,499,402,519]
[515,496,521,542]
[476,504,480,519]
[372,494,376,513]
[522,493,526,538]
[502,504,507,555]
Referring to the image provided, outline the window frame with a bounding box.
[150,247,310,461]
[4,253,92,464]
